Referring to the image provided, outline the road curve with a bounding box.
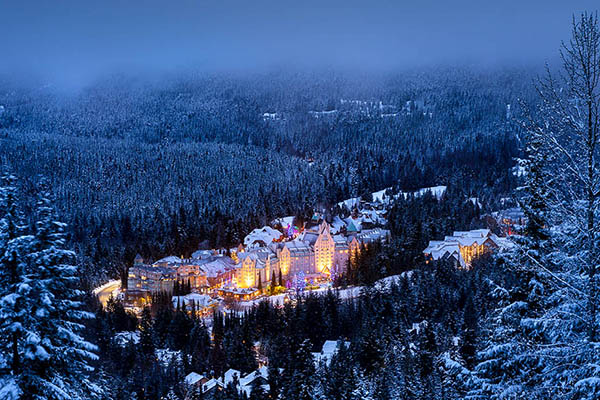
[94,280,121,307]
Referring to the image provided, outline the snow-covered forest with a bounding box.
[2,8,600,400]
[0,68,523,284]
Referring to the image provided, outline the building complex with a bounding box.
[127,219,390,302]
[423,228,512,268]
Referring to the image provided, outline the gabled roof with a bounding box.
[239,366,269,387]
[423,228,513,267]
[185,372,205,386]
[154,255,182,265]
[244,226,282,248]
[202,378,221,393]
[221,369,241,387]
[345,219,359,232]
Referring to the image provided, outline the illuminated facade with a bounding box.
[314,222,335,274]
[279,239,314,277]
[274,222,387,281]
[128,265,177,293]
[235,249,279,289]
[127,222,390,296]
[128,254,237,294]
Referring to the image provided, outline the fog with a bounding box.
[1,0,598,86]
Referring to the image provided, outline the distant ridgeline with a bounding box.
[0,68,527,282]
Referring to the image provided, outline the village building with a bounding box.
[243,226,283,249]
[184,372,208,392]
[423,229,512,268]
[235,248,279,289]
[273,221,379,281]
[128,264,177,293]
[217,287,260,301]
[492,207,527,235]
[126,218,390,302]
[127,254,237,296]
[184,366,275,398]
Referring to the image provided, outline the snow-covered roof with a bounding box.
[331,216,347,234]
[312,340,350,366]
[172,293,218,309]
[178,255,237,278]
[239,366,269,387]
[217,367,274,397]
[191,249,213,259]
[221,369,241,387]
[372,187,393,203]
[236,248,276,270]
[424,228,512,267]
[185,372,205,386]
[272,216,295,227]
[283,239,312,254]
[154,255,182,265]
[300,231,319,245]
[244,226,282,249]
[202,378,221,393]
[338,196,361,209]
[356,228,390,243]
[198,256,237,277]
[114,331,140,347]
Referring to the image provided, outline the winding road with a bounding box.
[93,280,121,307]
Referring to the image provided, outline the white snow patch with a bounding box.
[114,331,140,347]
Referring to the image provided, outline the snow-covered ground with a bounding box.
[338,185,447,209]
[237,271,415,309]
[398,185,447,200]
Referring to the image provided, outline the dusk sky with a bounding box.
[1,0,598,85]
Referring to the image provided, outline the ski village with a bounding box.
[92,184,520,399]
[4,8,600,400]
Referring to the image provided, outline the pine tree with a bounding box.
[21,190,101,399]
[0,173,35,399]
[139,306,155,358]
[270,270,277,292]
[470,12,600,399]
[165,388,180,400]
[349,369,374,400]
[466,89,554,400]
[278,269,283,287]
[281,339,317,400]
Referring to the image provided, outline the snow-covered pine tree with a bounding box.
[164,388,179,400]
[281,339,319,400]
[531,12,600,399]
[0,173,35,400]
[470,12,600,400]
[465,100,554,399]
[21,191,100,399]
[349,368,374,400]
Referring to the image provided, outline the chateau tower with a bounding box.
[314,221,335,274]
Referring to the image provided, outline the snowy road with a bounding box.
[94,280,121,307]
